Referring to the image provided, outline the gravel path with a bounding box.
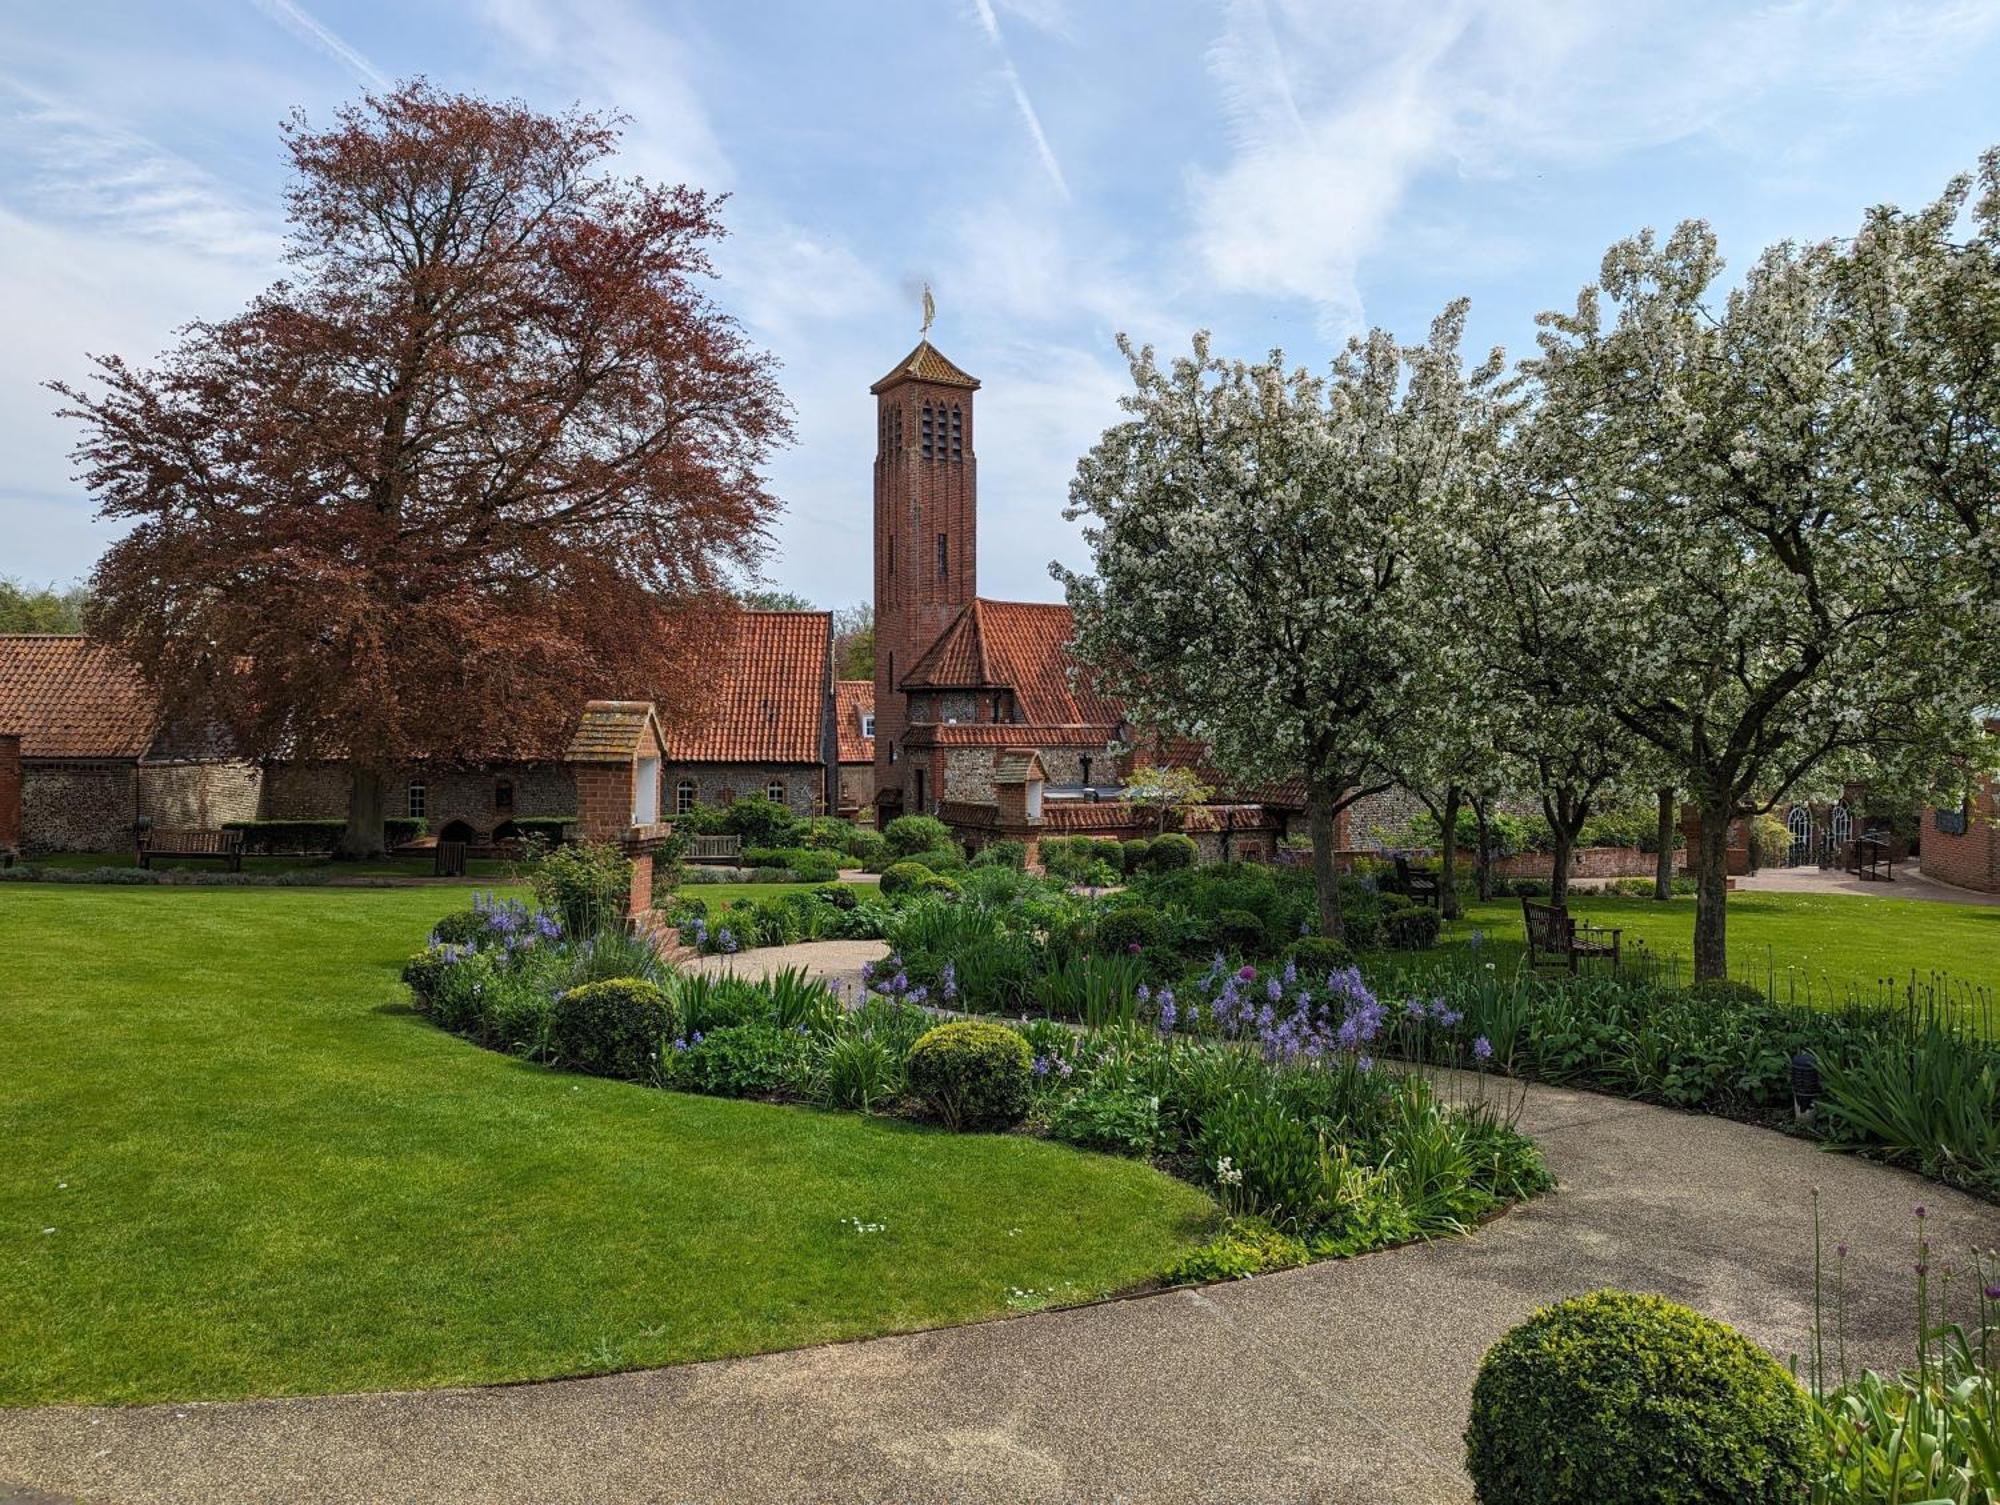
[6,1034,1997,1503]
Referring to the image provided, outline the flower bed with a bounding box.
[404,894,1548,1280]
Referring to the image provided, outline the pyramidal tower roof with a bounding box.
[870,339,980,394]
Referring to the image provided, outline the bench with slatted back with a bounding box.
[1393,854,1443,910]
[136,827,245,872]
[1521,897,1621,973]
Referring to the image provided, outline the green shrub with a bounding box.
[814,1029,905,1112]
[880,860,937,898]
[530,841,632,937]
[401,948,454,1006]
[1096,904,1164,956]
[1145,833,1198,871]
[427,949,499,1035]
[1683,978,1769,1008]
[1120,838,1154,874]
[905,1020,1032,1131]
[723,794,799,848]
[428,908,488,948]
[549,978,673,1081]
[1464,1289,1817,1505]
[907,844,967,875]
[884,814,953,857]
[971,840,1027,870]
[1285,935,1355,977]
[815,883,858,911]
[842,828,890,867]
[1049,1082,1163,1156]
[741,846,840,883]
[1209,908,1267,955]
[1165,1217,1308,1283]
[671,1022,811,1098]
[1381,900,1441,950]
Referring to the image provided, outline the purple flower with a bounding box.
[941,962,957,1003]
[861,961,876,984]
[670,1036,688,1052]
[1158,995,1178,1033]
[1472,1036,1494,1062]
[1057,1058,1073,1079]
[1357,1055,1375,1072]
[1916,1205,1928,1220]
[1267,977,1283,1003]
[1405,997,1428,1021]
[1126,941,1142,955]
[690,1031,705,1046]
[718,928,738,954]
[1836,1243,1849,1259]
[1984,1285,2000,1302]
[1032,1054,1052,1077]
[1237,965,1257,983]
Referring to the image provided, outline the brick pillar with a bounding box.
[627,850,654,919]
[0,733,20,853]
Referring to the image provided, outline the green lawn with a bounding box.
[25,850,518,878]
[674,879,876,906]
[0,884,1209,1406]
[1412,890,2000,1009]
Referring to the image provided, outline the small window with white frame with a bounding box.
[861,712,876,739]
[406,783,426,819]
[674,779,696,816]
[765,779,785,804]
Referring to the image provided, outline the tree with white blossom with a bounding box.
[1057,304,1506,938]
[1523,223,1979,979]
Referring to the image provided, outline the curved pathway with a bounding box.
[5,1080,1998,1504]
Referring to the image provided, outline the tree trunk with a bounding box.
[340,766,388,860]
[1438,784,1463,921]
[1549,821,1575,908]
[1307,785,1343,940]
[1654,786,1675,902]
[1473,795,1493,902]
[1692,795,1732,981]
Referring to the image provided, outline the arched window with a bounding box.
[766,779,786,805]
[674,780,696,815]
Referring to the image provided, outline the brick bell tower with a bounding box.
[870,327,979,819]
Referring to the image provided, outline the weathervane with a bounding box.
[920,281,935,338]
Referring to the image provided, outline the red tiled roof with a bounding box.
[902,722,1117,748]
[0,635,159,759]
[1042,801,1148,832]
[834,680,874,764]
[901,599,1123,728]
[870,340,980,394]
[666,611,830,764]
[567,701,664,763]
[1178,803,1281,832]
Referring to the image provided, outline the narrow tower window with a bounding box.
[920,404,934,459]
[937,532,949,581]
[950,406,963,459]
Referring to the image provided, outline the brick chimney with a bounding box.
[0,733,21,855]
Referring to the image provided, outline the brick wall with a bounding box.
[0,734,19,852]
[1491,845,1656,880]
[22,760,137,853]
[668,763,824,816]
[1920,777,2000,893]
[260,762,575,837]
[138,761,264,829]
[836,763,873,815]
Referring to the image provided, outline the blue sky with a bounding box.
[4,0,1999,608]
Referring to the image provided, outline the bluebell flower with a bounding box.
[1472,1035,1494,1062]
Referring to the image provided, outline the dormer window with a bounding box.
[861,712,876,739]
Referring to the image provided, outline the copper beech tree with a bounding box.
[58,83,790,854]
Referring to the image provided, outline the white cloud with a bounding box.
[969,0,1072,199]
[247,0,388,89]
[1187,0,2000,333]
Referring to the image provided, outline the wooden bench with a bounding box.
[136,827,245,872]
[686,833,743,864]
[1522,897,1621,972]
[433,840,469,878]
[1394,855,1443,910]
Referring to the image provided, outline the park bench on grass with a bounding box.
[1521,897,1621,973]
[434,840,469,877]
[136,826,245,872]
[1393,855,1444,910]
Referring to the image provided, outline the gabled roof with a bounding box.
[666,610,831,764]
[992,748,1045,785]
[900,599,1123,728]
[0,635,159,759]
[902,722,1117,748]
[870,340,980,394]
[567,700,665,763]
[835,680,874,764]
